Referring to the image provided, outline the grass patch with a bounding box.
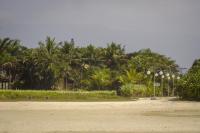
[0,90,133,101]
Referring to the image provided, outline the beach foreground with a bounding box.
[0,98,200,133]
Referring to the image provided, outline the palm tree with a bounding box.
[91,68,112,90]
[60,40,76,89]
[118,68,143,85]
[103,42,125,69]
[36,37,61,89]
[0,38,13,53]
[0,38,22,89]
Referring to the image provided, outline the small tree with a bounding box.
[83,68,112,90]
[177,59,200,100]
[118,68,143,85]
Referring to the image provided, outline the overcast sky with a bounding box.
[0,0,200,69]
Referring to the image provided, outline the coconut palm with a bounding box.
[0,38,23,89]
[103,42,125,70]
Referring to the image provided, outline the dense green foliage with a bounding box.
[177,59,200,100]
[82,68,112,90]
[120,84,152,97]
[1,37,190,98]
[120,83,134,97]
[0,90,119,101]
[129,49,178,73]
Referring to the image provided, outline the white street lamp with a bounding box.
[155,73,158,77]
[177,76,180,80]
[84,64,89,69]
[147,70,151,75]
[80,64,90,89]
[159,71,163,75]
[166,73,170,77]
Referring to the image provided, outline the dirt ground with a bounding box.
[0,98,200,133]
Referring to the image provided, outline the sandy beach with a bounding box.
[0,98,200,133]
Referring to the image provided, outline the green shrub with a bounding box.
[82,68,112,90]
[0,90,119,101]
[120,84,153,97]
[118,69,143,85]
[177,71,200,100]
[177,59,200,100]
[133,84,147,97]
[120,83,134,97]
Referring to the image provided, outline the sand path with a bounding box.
[0,98,200,133]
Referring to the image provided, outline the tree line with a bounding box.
[0,37,199,99]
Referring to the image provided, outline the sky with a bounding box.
[0,0,200,69]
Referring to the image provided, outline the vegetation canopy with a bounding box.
[0,37,199,100]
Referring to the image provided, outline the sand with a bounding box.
[0,97,200,133]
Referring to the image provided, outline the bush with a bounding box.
[177,59,200,100]
[0,90,119,101]
[120,84,152,97]
[133,84,147,97]
[177,71,200,100]
[120,83,134,97]
[82,68,112,90]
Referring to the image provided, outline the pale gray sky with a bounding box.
[0,0,200,68]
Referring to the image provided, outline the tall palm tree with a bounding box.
[0,38,21,89]
[36,37,61,89]
[103,42,125,70]
[0,38,13,53]
[60,40,76,89]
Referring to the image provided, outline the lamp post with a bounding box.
[146,70,152,97]
[159,71,163,96]
[154,73,158,97]
[172,74,175,96]
[80,64,89,89]
[147,70,159,98]
[167,76,171,96]
[165,73,170,96]
[176,76,180,96]
[161,75,165,96]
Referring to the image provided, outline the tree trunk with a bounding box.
[64,76,67,90]
[8,74,11,89]
[1,82,3,89]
